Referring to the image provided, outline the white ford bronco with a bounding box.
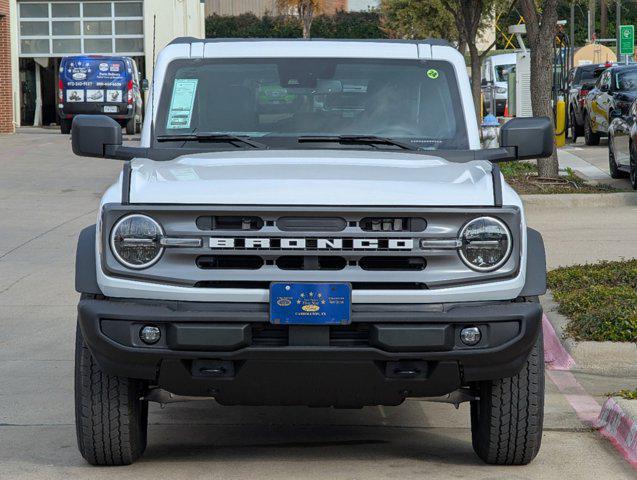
[72,38,553,466]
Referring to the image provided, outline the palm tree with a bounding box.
[277,0,325,38]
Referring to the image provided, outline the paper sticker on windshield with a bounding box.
[427,69,439,80]
[166,79,198,129]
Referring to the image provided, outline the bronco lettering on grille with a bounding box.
[209,238,414,251]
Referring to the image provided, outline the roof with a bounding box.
[168,37,452,48]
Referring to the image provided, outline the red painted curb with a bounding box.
[542,314,576,371]
[595,398,637,468]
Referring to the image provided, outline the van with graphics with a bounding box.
[57,55,144,135]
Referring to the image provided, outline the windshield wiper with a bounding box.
[297,135,420,151]
[156,133,268,149]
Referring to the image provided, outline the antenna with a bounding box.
[150,14,157,144]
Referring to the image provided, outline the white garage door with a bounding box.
[18,1,144,57]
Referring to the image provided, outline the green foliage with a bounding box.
[612,389,637,400]
[205,11,387,39]
[499,160,537,177]
[379,0,457,42]
[548,260,637,342]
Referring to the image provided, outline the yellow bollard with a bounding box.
[555,98,566,148]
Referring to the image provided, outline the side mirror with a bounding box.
[600,84,609,92]
[141,79,149,91]
[499,117,553,160]
[72,115,122,158]
[71,115,141,160]
[610,109,622,119]
[481,78,489,86]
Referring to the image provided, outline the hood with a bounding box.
[128,150,496,207]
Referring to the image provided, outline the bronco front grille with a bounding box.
[101,205,522,290]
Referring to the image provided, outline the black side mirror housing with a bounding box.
[610,109,622,119]
[499,117,553,160]
[141,79,149,91]
[71,115,141,160]
[600,84,609,92]
[72,115,122,158]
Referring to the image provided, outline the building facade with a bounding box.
[0,0,14,133]
[3,0,205,130]
[204,0,378,17]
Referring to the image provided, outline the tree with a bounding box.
[440,0,513,121]
[380,0,459,45]
[517,0,560,178]
[277,0,324,38]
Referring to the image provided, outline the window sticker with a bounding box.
[427,69,439,80]
[166,79,198,129]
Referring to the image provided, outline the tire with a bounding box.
[630,145,637,190]
[570,110,582,142]
[60,119,72,135]
[125,117,136,135]
[584,114,601,146]
[75,322,148,466]
[608,134,626,179]
[470,329,544,465]
[135,116,142,134]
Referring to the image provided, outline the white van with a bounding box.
[482,53,517,116]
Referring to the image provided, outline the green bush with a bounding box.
[205,11,387,39]
[548,260,637,342]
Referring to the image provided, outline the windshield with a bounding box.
[494,64,515,83]
[155,58,468,150]
[615,70,637,91]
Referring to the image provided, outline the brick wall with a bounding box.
[0,0,14,133]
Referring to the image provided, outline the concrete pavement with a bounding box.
[0,131,635,479]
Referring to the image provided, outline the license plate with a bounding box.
[270,283,351,325]
[103,106,117,113]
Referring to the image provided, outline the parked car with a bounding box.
[481,53,516,116]
[57,55,145,135]
[583,64,637,145]
[608,96,637,188]
[567,63,609,141]
[70,38,553,466]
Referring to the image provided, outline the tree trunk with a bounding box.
[468,44,482,122]
[600,0,607,38]
[530,42,559,178]
[589,0,596,40]
[298,3,314,38]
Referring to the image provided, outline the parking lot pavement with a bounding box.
[1,131,635,479]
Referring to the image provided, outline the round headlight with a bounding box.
[110,214,164,269]
[459,217,512,272]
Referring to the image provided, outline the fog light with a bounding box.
[139,325,161,345]
[460,327,481,346]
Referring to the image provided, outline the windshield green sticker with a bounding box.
[166,79,198,129]
[427,69,439,80]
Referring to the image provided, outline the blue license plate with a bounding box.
[270,283,351,325]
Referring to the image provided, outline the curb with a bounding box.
[522,192,637,208]
[540,293,637,377]
[595,397,637,467]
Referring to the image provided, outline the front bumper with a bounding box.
[78,298,542,407]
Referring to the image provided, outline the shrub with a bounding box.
[548,260,637,342]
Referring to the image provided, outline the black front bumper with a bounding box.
[78,298,542,407]
[58,103,133,121]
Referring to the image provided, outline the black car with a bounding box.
[609,96,637,188]
[583,64,637,145]
[567,63,609,141]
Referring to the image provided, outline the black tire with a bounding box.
[584,114,601,146]
[470,329,544,465]
[608,134,625,179]
[75,322,148,466]
[570,110,582,142]
[125,117,136,135]
[60,119,72,135]
[630,145,637,190]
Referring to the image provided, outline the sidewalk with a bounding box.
[558,139,632,189]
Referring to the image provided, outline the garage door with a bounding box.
[18,1,144,57]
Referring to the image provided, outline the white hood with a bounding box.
[128,150,496,206]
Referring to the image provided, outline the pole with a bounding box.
[617,0,621,58]
[570,2,575,67]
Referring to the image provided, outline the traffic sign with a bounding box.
[619,25,634,56]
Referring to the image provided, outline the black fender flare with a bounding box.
[520,227,547,297]
[75,225,103,295]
